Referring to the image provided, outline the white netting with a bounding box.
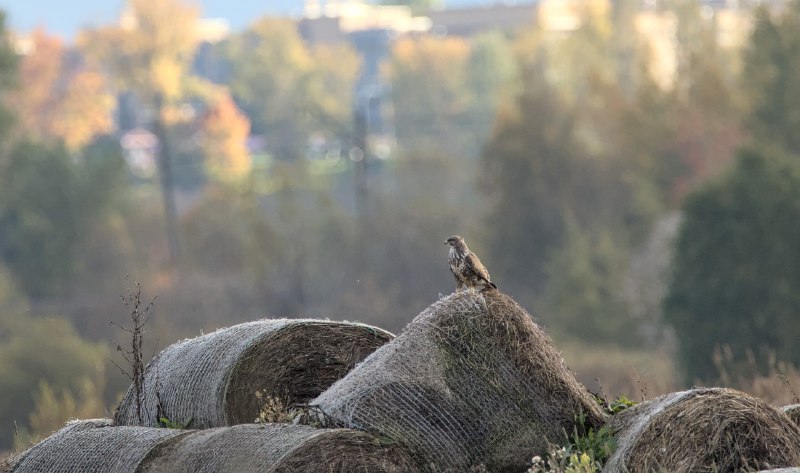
[114,318,392,428]
[604,388,800,473]
[140,423,416,472]
[10,419,187,473]
[312,291,607,471]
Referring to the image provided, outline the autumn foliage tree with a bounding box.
[219,18,359,159]
[388,36,472,152]
[200,93,252,185]
[80,0,201,263]
[9,29,114,151]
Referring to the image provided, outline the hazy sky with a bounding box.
[0,0,490,40]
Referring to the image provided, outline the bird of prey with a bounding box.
[444,235,497,294]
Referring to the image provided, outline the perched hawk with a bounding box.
[445,235,497,294]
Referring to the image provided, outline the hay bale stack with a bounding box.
[784,404,800,428]
[10,419,188,473]
[141,423,417,473]
[604,388,800,473]
[312,291,607,472]
[115,319,392,428]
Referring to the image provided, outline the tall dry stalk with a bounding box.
[111,281,155,425]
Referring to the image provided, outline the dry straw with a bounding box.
[604,387,800,473]
[140,423,417,472]
[8,419,189,473]
[114,318,393,428]
[784,404,800,428]
[312,291,607,472]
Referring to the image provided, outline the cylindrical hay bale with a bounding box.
[784,404,800,428]
[312,292,607,472]
[140,423,417,473]
[10,419,188,473]
[114,319,393,428]
[604,388,800,473]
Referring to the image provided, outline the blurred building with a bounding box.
[427,3,538,36]
[120,127,159,178]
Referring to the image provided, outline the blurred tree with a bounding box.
[667,0,742,199]
[200,92,252,185]
[219,19,358,159]
[482,11,670,314]
[71,138,136,294]
[464,32,517,155]
[0,311,107,449]
[665,147,800,382]
[543,221,637,346]
[79,0,199,103]
[388,36,472,153]
[181,187,276,278]
[481,60,594,292]
[742,2,800,156]
[0,141,81,297]
[80,0,201,264]
[8,29,114,151]
[14,378,105,450]
[0,140,126,298]
[0,11,17,140]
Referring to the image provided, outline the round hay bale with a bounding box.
[0,452,23,473]
[10,419,188,473]
[311,291,607,472]
[140,423,417,473]
[114,318,393,428]
[604,388,800,473]
[784,404,800,428]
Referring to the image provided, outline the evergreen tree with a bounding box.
[742,2,800,155]
[665,147,800,381]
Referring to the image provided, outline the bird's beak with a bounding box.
[443,241,448,245]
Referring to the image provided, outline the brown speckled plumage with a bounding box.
[445,235,497,294]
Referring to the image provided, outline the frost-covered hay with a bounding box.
[114,318,392,428]
[10,419,187,473]
[604,388,800,473]
[784,404,800,428]
[141,423,417,473]
[312,291,607,472]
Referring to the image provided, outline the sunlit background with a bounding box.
[0,0,799,454]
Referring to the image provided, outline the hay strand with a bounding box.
[312,291,607,471]
[10,419,188,473]
[140,423,417,473]
[604,387,800,473]
[114,319,392,428]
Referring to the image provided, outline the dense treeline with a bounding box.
[1,0,800,452]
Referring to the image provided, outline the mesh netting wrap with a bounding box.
[311,291,607,472]
[114,318,393,428]
[9,419,188,473]
[140,423,417,473]
[604,388,800,473]
[784,404,800,428]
